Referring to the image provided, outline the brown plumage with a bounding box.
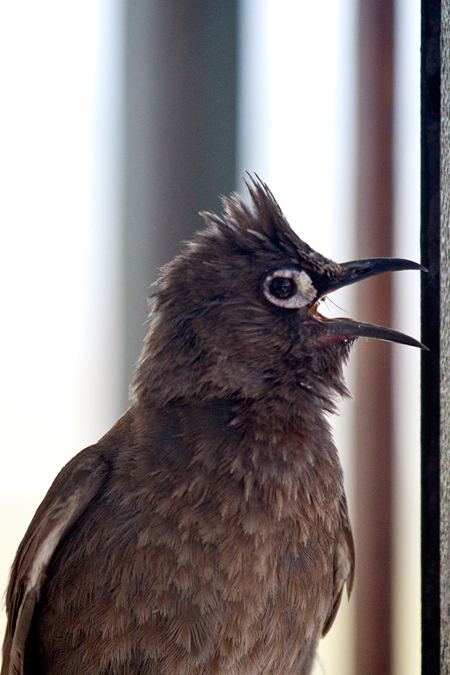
[2,178,424,675]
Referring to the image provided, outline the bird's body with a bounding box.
[19,399,351,675]
[2,180,423,675]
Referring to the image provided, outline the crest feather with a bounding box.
[199,176,320,263]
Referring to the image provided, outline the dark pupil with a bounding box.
[269,277,296,299]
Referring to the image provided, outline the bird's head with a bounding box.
[132,178,425,407]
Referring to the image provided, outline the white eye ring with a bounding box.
[263,269,317,308]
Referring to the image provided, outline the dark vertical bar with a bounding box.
[421,0,441,671]
[354,0,394,672]
[123,0,238,403]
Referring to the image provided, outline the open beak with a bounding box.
[307,257,428,349]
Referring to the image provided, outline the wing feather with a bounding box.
[2,447,111,675]
[322,501,355,637]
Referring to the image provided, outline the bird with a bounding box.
[2,177,425,675]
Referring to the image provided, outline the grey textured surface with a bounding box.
[442,2,450,668]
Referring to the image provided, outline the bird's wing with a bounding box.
[321,503,355,637]
[2,446,111,675]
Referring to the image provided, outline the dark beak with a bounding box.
[308,257,428,349]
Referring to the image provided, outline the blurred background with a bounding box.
[0,0,420,673]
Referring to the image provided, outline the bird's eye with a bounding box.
[268,277,296,299]
[263,269,317,309]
